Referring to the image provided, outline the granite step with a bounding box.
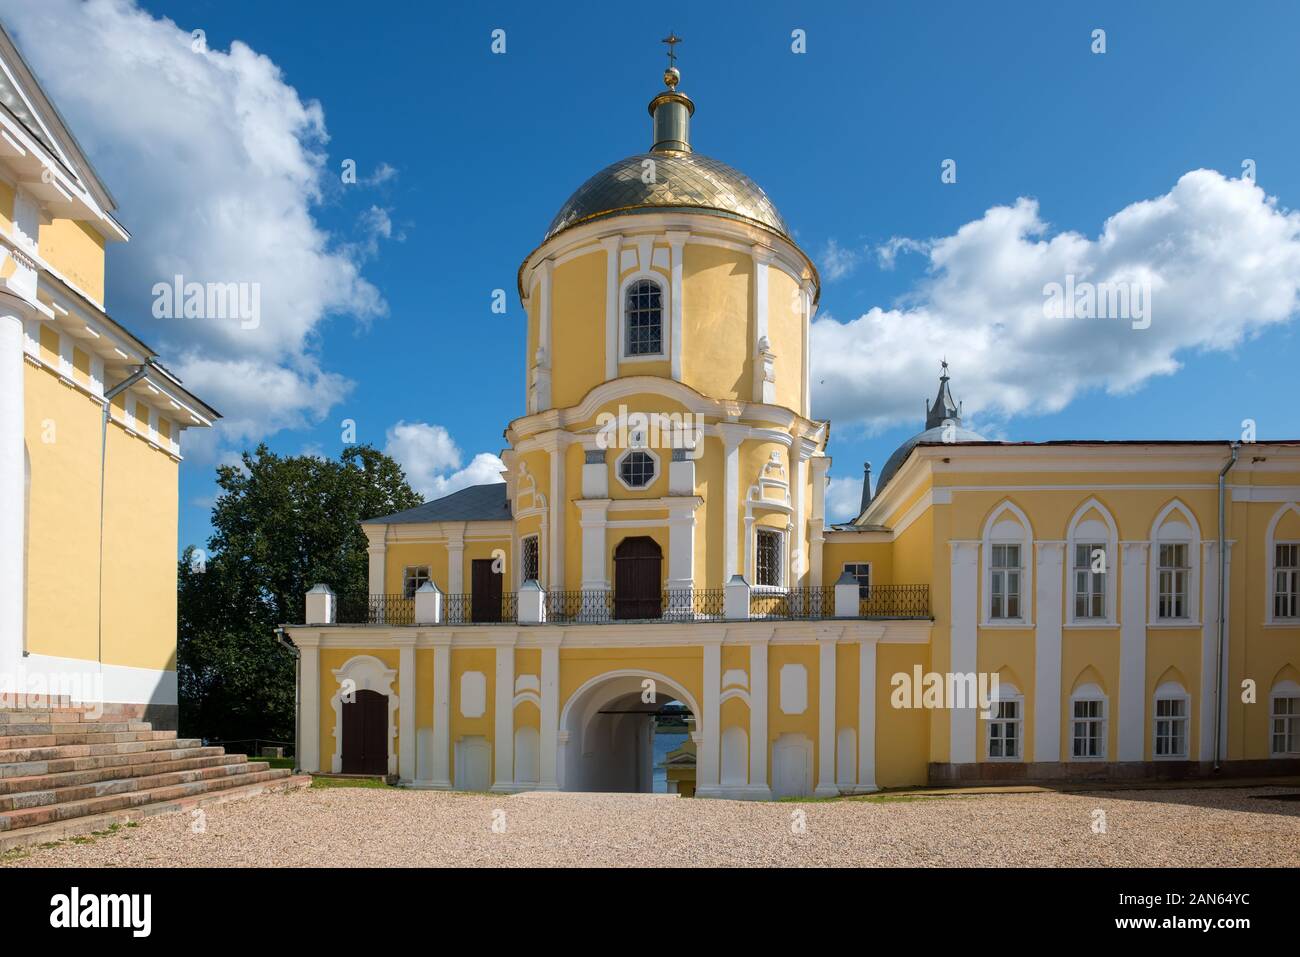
[0,751,247,797]
[0,766,298,832]
[0,760,273,812]
[0,721,152,736]
[0,729,176,750]
[0,773,311,852]
[0,739,208,777]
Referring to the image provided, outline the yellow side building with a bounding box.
[0,25,215,727]
[284,62,1300,794]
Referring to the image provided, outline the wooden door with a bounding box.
[341,689,388,775]
[614,536,662,620]
[471,558,503,622]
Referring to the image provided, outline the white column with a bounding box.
[1118,542,1149,761]
[601,235,620,381]
[792,440,814,585]
[815,635,838,796]
[0,305,26,684]
[949,542,979,764]
[447,526,464,595]
[719,425,747,581]
[857,637,878,791]
[809,456,829,586]
[667,230,688,381]
[297,636,321,772]
[431,640,452,787]
[397,638,416,781]
[577,499,610,590]
[1033,542,1064,763]
[546,435,567,589]
[492,639,515,790]
[751,245,770,404]
[696,639,722,796]
[365,529,387,596]
[748,640,770,796]
[539,639,560,789]
[666,497,698,588]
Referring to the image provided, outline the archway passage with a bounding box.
[561,673,698,793]
[341,689,388,774]
[614,536,662,619]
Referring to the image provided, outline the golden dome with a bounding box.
[543,149,790,243]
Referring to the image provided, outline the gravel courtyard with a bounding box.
[5,784,1300,867]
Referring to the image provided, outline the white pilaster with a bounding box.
[1033,541,1064,762]
[544,434,567,589]
[809,456,829,586]
[0,305,24,681]
[719,425,747,581]
[397,637,416,781]
[492,639,515,790]
[665,495,700,588]
[667,230,688,381]
[539,639,560,789]
[364,527,387,596]
[297,636,321,772]
[751,245,771,403]
[431,640,452,787]
[949,541,979,764]
[1199,541,1219,762]
[447,525,465,595]
[601,235,621,381]
[1119,542,1149,761]
[857,638,878,791]
[815,634,838,795]
[577,498,610,589]
[801,281,815,418]
[748,640,770,796]
[696,639,722,795]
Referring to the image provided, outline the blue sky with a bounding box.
[6,0,1300,552]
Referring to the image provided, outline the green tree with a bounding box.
[177,444,423,745]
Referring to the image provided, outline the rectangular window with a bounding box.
[1275,544,1299,619]
[402,565,430,599]
[843,562,871,599]
[520,535,540,584]
[1157,543,1190,619]
[1073,543,1107,619]
[1272,696,1300,755]
[755,529,783,588]
[988,699,1021,759]
[990,544,1021,620]
[1154,697,1188,757]
[1071,699,1105,758]
[624,280,663,356]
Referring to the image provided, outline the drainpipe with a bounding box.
[95,366,149,666]
[1212,442,1239,771]
[276,627,300,773]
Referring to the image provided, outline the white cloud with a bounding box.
[813,170,1300,432]
[364,162,398,186]
[819,238,861,281]
[383,421,505,501]
[874,236,930,270]
[1,0,391,456]
[824,476,865,524]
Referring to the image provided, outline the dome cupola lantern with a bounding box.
[648,33,693,153]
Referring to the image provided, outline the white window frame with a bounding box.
[985,683,1024,762]
[1152,682,1190,760]
[1148,501,1201,625]
[980,502,1033,627]
[1270,681,1300,756]
[519,534,540,585]
[618,272,668,363]
[1068,685,1108,760]
[613,446,660,491]
[842,562,871,599]
[1264,503,1300,625]
[1066,499,1118,627]
[753,526,786,591]
[402,565,430,599]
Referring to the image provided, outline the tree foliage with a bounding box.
[178,444,423,744]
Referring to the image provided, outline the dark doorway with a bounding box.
[341,689,388,775]
[614,536,662,619]
[471,558,503,622]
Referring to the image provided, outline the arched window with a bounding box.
[1150,501,1201,623]
[623,278,663,357]
[1067,498,1118,626]
[1271,679,1300,755]
[981,501,1033,626]
[1069,682,1108,760]
[1265,504,1300,623]
[986,681,1024,761]
[1153,681,1190,758]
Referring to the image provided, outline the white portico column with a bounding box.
[297,634,322,772]
[541,432,568,590]
[696,638,722,796]
[539,637,561,789]
[815,632,839,796]
[1033,542,1065,763]
[857,635,879,792]
[748,639,770,796]
[397,636,416,781]
[0,301,27,686]
[492,637,516,791]
[667,230,688,381]
[665,496,700,589]
[430,639,452,787]
[1119,542,1149,761]
[808,456,830,586]
[949,542,980,764]
[718,424,748,581]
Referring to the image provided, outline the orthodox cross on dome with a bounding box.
[661,32,682,68]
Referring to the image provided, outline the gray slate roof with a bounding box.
[362,482,509,525]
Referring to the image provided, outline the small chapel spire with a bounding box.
[924,359,963,430]
[860,461,873,513]
[648,33,694,153]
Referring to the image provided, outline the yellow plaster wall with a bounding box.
[39,217,106,304]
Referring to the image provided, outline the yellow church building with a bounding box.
[0,23,216,727]
[284,60,1300,796]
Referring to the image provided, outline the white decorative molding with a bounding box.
[779,662,807,715]
[329,654,398,775]
[460,670,487,718]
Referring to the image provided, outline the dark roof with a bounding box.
[362,482,509,525]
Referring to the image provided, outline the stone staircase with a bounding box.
[0,696,309,852]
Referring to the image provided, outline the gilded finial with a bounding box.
[661,32,682,89]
